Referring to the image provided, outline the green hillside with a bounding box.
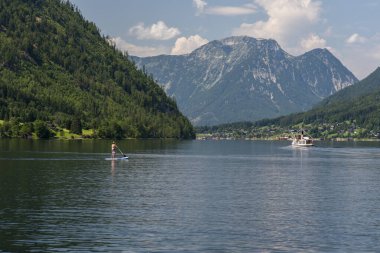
[0,0,194,139]
[198,67,380,139]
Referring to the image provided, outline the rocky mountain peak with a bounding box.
[132,36,358,126]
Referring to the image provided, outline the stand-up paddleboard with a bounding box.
[107,144,128,160]
[105,156,128,160]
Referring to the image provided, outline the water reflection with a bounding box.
[111,159,115,178]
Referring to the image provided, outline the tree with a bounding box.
[0,0,195,140]
[34,120,51,138]
[19,123,33,138]
[70,117,82,135]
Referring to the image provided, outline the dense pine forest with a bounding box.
[0,0,195,139]
[198,68,380,140]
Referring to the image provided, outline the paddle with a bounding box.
[117,146,127,157]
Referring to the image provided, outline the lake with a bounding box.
[1,139,380,252]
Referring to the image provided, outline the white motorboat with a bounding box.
[292,132,314,147]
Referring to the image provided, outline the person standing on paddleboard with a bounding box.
[111,141,117,159]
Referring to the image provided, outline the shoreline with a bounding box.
[1,134,379,142]
[196,136,380,142]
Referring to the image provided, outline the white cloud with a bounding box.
[194,0,256,16]
[300,34,326,50]
[346,33,367,44]
[205,4,256,16]
[109,37,169,57]
[233,0,322,49]
[129,21,180,40]
[109,35,209,57]
[193,0,207,15]
[171,35,209,55]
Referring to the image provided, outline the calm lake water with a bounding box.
[1,139,380,252]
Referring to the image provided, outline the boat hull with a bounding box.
[292,139,314,147]
[292,143,314,147]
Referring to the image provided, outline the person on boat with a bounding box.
[111,141,117,158]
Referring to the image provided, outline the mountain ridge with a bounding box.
[253,66,380,129]
[196,67,380,140]
[317,67,380,107]
[132,36,358,126]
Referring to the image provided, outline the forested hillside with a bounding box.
[0,0,194,139]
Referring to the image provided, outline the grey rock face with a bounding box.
[132,36,358,126]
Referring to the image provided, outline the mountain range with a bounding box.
[132,36,358,126]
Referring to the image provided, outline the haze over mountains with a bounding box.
[133,36,358,126]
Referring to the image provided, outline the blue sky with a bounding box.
[69,0,380,79]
